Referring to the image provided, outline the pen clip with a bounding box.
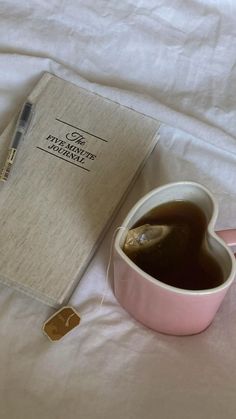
[17,101,34,135]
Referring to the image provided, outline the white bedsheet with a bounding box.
[1,1,236,418]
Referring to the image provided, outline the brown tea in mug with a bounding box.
[123,201,224,290]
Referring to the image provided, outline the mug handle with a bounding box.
[216,229,236,254]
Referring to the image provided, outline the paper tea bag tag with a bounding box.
[43,306,80,342]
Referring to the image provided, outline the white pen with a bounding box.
[0,101,34,182]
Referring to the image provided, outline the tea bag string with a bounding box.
[82,222,171,318]
[82,226,128,317]
[43,227,128,341]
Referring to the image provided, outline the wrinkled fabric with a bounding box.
[0,1,236,418]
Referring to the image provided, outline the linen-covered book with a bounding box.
[0,72,160,307]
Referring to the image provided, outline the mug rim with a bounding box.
[114,181,236,296]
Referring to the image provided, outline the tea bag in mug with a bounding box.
[123,224,172,256]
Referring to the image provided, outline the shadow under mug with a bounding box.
[113,181,236,336]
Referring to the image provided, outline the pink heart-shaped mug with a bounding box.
[113,181,236,336]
